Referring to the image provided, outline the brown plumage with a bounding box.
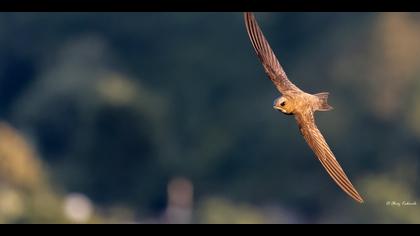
[244,12,364,203]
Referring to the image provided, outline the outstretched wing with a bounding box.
[244,12,301,94]
[295,111,364,203]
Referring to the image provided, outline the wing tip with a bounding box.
[353,193,364,204]
[317,153,365,204]
[243,12,252,23]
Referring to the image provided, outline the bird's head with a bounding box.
[273,96,294,115]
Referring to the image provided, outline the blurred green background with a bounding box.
[0,12,419,224]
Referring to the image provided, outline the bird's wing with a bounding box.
[295,111,364,203]
[244,12,301,94]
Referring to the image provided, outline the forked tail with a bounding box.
[315,92,333,111]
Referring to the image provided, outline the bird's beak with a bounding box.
[273,106,281,110]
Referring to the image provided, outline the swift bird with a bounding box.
[244,12,364,203]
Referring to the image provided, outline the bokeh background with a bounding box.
[0,12,419,224]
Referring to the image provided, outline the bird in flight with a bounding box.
[244,12,364,203]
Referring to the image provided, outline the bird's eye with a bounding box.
[280,101,286,106]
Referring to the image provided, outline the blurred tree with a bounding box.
[0,122,68,223]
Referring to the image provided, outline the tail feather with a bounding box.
[315,92,333,111]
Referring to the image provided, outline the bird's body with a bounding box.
[244,12,364,203]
